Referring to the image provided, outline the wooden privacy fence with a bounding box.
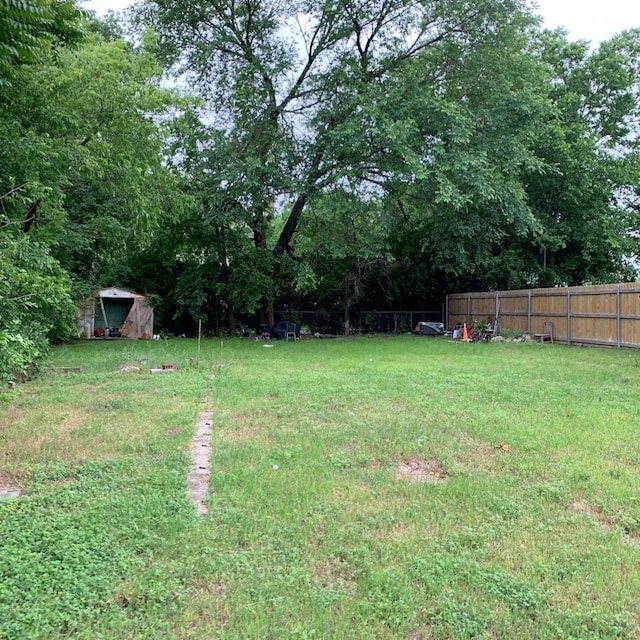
[447,283,640,348]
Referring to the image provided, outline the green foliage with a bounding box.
[2,0,640,354]
[125,0,640,320]
[0,0,85,83]
[0,25,186,287]
[294,189,393,324]
[0,12,189,377]
[508,28,640,288]
[0,461,137,637]
[0,234,75,384]
[137,0,552,316]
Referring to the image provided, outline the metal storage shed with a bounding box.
[76,288,154,340]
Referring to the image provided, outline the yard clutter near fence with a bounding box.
[447,283,640,348]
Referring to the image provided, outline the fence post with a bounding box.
[527,291,531,334]
[616,285,621,348]
[445,296,448,330]
[567,290,571,346]
[467,293,471,322]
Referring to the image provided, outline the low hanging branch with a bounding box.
[0,183,28,201]
[2,292,39,304]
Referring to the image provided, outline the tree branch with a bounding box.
[0,183,28,201]
[22,199,41,233]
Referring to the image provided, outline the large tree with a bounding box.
[519,28,640,287]
[472,28,640,290]
[0,0,85,382]
[0,18,186,291]
[138,0,535,319]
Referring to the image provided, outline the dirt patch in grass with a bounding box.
[312,556,355,592]
[116,364,141,373]
[572,499,615,531]
[0,471,23,498]
[572,499,638,542]
[395,459,447,483]
[0,467,24,498]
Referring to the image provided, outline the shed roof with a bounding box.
[94,288,145,299]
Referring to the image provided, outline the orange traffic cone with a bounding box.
[462,323,469,341]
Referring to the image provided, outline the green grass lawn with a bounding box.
[1,336,639,639]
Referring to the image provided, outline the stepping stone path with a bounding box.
[0,488,21,499]
[188,409,212,516]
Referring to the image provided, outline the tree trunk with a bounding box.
[344,298,351,336]
[274,191,308,257]
[227,306,235,334]
[23,199,41,233]
[268,300,275,326]
[274,151,326,257]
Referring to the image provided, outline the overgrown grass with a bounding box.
[1,337,639,639]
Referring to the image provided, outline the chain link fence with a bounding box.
[274,308,445,335]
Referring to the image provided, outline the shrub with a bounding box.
[0,235,76,384]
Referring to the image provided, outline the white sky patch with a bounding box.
[81,0,131,14]
[533,0,640,44]
[84,0,640,45]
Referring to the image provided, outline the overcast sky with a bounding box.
[534,0,640,44]
[83,0,640,46]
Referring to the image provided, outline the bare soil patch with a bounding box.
[572,499,638,542]
[312,556,355,593]
[116,364,141,373]
[395,459,447,483]
[0,470,23,498]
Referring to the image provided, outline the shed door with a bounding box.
[94,298,134,329]
[121,299,153,339]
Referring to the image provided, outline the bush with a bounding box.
[0,235,76,384]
